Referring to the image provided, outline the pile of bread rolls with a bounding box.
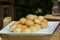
[9,14,48,33]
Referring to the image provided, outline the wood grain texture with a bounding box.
[0,35,59,40]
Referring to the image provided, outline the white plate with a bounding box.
[0,21,59,36]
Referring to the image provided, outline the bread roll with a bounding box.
[17,24,22,28]
[9,21,19,32]
[21,25,28,31]
[40,22,47,28]
[9,25,17,32]
[30,26,38,32]
[13,28,21,33]
[26,20,34,26]
[13,24,22,32]
[19,18,27,24]
[26,14,35,20]
[34,24,41,30]
[33,15,37,19]
[42,19,48,23]
[34,18,42,24]
[38,16,44,20]
[22,27,31,33]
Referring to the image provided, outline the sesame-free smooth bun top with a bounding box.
[19,18,27,24]
[22,27,31,33]
[9,21,19,32]
[34,18,42,24]
[17,24,22,28]
[34,24,41,30]
[38,16,44,20]
[26,14,35,20]
[30,25,38,32]
[33,15,37,19]
[40,21,47,28]
[25,20,34,26]
[42,19,48,24]
[13,27,21,32]
[21,25,31,32]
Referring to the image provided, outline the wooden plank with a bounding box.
[1,35,59,40]
[44,14,60,21]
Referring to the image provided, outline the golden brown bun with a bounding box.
[17,24,22,28]
[21,25,28,32]
[30,26,38,32]
[13,27,21,33]
[9,25,17,32]
[34,24,41,30]
[34,18,42,24]
[40,22,47,28]
[33,15,37,19]
[38,16,44,20]
[22,27,31,33]
[21,25,28,30]
[19,18,27,24]
[42,19,48,23]
[26,14,35,20]
[26,20,34,26]
[9,21,19,32]
[13,24,22,32]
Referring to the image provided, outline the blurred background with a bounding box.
[0,0,60,29]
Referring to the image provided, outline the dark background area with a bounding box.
[0,0,13,29]
[15,0,53,20]
[1,0,60,29]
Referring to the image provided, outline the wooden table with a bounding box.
[44,14,60,21]
[0,14,60,40]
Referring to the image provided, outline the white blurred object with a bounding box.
[35,8,42,14]
[38,8,42,13]
[59,0,60,1]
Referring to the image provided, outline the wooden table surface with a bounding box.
[0,14,60,40]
